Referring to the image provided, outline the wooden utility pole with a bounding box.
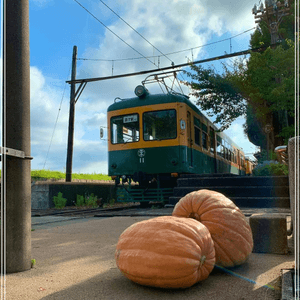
[3,0,32,273]
[252,0,291,44]
[66,46,77,182]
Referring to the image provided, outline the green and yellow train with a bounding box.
[107,85,250,203]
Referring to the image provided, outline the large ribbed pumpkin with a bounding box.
[172,189,253,267]
[115,216,215,288]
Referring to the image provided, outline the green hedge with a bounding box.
[252,162,288,176]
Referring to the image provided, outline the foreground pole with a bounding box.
[3,0,32,273]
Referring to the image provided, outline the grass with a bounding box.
[0,170,112,181]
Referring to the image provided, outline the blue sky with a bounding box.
[16,0,261,174]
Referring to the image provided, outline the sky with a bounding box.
[6,0,262,174]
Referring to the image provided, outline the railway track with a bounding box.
[31,203,142,217]
[31,205,291,218]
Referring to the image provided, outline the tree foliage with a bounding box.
[182,65,246,130]
[182,0,295,147]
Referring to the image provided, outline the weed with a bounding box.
[76,195,85,207]
[53,192,67,209]
[76,193,98,208]
[31,259,36,268]
[84,193,98,208]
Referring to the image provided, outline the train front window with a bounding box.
[111,114,139,144]
[143,109,177,141]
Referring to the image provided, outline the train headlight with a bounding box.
[134,85,148,98]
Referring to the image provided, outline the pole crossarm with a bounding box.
[66,44,280,85]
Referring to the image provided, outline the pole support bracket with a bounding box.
[0,147,33,160]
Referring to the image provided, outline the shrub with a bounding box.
[53,192,67,209]
[76,193,98,208]
[76,195,85,207]
[252,161,288,176]
[85,193,98,208]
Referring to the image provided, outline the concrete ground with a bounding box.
[4,211,295,300]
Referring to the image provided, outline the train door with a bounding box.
[187,111,193,167]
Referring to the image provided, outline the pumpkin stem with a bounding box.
[188,212,200,221]
[200,255,206,266]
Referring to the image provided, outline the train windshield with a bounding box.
[143,109,177,141]
[111,113,140,144]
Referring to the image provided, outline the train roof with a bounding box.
[107,91,244,152]
[108,92,210,121]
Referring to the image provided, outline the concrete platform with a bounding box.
[4,214,295,299]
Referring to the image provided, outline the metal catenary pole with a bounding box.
[3,0,32,273]
[66,45,77,182]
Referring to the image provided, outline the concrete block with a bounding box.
[250,213,288,254]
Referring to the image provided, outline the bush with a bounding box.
[252,161,288,176]
[53,192,67,209]
[76,193,98,208]
[76,195,85,207]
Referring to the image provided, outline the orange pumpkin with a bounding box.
[172,189,253,267]
[115,216,215,288]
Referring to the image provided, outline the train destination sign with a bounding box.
[123,115,138,123]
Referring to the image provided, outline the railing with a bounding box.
[275,145,288,165]
[116,186,173,203]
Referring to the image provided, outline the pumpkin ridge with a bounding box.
[119,236,203,261]
[172,190,253,267]
[201,220,253,252]
[211,238,234,266]
[119,250,206,279]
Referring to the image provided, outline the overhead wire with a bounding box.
[73,0,160,69]
[98,0,174,65]
[43,65,71,169]
[77,27,256,63]
[73,0,183,92]
[97,0,182,90]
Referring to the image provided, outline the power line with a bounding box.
[98,0,174,65]
[77,27,256,63]
[72,0,159,69]
[67,43,276,85]
[43,66,71,169]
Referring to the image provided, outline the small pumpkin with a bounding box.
[172,189,253,267]
[115,216,215,288]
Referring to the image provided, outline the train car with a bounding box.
[107,85,247,203]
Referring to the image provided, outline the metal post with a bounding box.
[66,46,77,182]
[3,0,31,273]
[288,137,299,268]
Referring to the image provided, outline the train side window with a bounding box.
[209,127,215,153]
[194,117,201,146]
[194,126,201,146]
[111,114,140,144]
[216,136,222,157]
[202,123,208,150]
[217,142,222,156]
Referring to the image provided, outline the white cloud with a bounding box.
[29,0,258,173]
